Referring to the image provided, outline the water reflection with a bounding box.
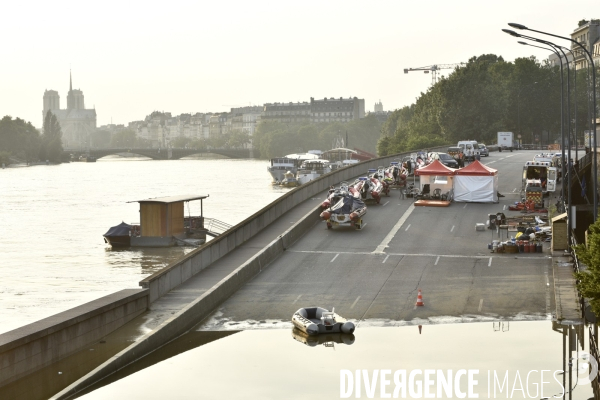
[75,331,239,399]
[73,321,594,400]
[291,328,355,347]
[104,246,192,273]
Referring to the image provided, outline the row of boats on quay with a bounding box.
[268,148,454,189]
[319,162,411,230]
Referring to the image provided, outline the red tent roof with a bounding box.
[414,159,455,176]
[455,160,498,176]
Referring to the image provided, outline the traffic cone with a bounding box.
[415,289,424,306]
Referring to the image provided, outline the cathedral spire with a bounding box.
[69,70,72,92]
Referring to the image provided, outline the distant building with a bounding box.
[570,19,600,70]
[310,97,365,123]
[42,72,97,149]
[260,97,365,125]
[261,102,311,124]
[374,100,383,112]
[547,51,574,67]
[367,101,391,123]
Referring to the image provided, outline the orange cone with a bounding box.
[415,289,424,306]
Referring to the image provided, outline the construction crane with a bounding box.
[403,63,465,86]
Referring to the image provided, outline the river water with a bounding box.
[0,156,288,334]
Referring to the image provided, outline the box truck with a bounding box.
[498,132,514,152]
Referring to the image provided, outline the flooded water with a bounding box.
[76,321,594,400]
[0,156,289,334]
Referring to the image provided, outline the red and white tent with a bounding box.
[453,160,498,203]
[414,160,455,194]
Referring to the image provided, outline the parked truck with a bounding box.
[497,132,514,152]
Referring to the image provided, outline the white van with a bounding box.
[522,161,557,194]
[457,140,480,161]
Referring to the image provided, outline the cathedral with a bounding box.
[43,72,97,149]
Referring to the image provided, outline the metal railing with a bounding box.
[589,325,600,396]
[204,218,232,236]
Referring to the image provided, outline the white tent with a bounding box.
[453,160,498,203]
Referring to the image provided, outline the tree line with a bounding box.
[0,111,64,165]
[378,53,599,156]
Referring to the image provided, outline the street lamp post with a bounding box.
[504,29,573,245]
[560,46,579,162]
[508,23,598,222]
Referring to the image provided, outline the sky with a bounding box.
[1,0,597,128]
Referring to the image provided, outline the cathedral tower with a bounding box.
[66,70,85,110]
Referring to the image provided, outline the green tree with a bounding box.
[575,219,600,316]
[0,115,42,164]
[110,129,137,148]
[228,131,251,149]
[90,129,112,148]
[41,111,63,162]
[379,53,566,153]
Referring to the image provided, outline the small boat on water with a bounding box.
[320,191,367,230]
[103,221,134,247]
[292,307,355,336]
[279,170,300,188]
[296,159,332,185]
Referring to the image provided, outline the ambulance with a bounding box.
[522,160,557,195]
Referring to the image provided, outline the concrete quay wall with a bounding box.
[140,145,449,304]
[0,289,148,388]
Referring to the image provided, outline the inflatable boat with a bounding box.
[320,182,360,209]
[291,307,355,336]
[319,191,367,230]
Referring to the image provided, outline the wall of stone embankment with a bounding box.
[0,289,147,388]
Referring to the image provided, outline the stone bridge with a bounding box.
[65,147,256,160]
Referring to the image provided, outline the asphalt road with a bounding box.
[199,150,555,329]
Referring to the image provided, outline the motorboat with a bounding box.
[350,176,384,204]
[320,191,367,230]
[279,170,299,188]
[267,151,321,183]
[291,307,355,336]
[320,181,360,209]
[291,329,355,347]
[103,221,134,247]
[296,159,332,185]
